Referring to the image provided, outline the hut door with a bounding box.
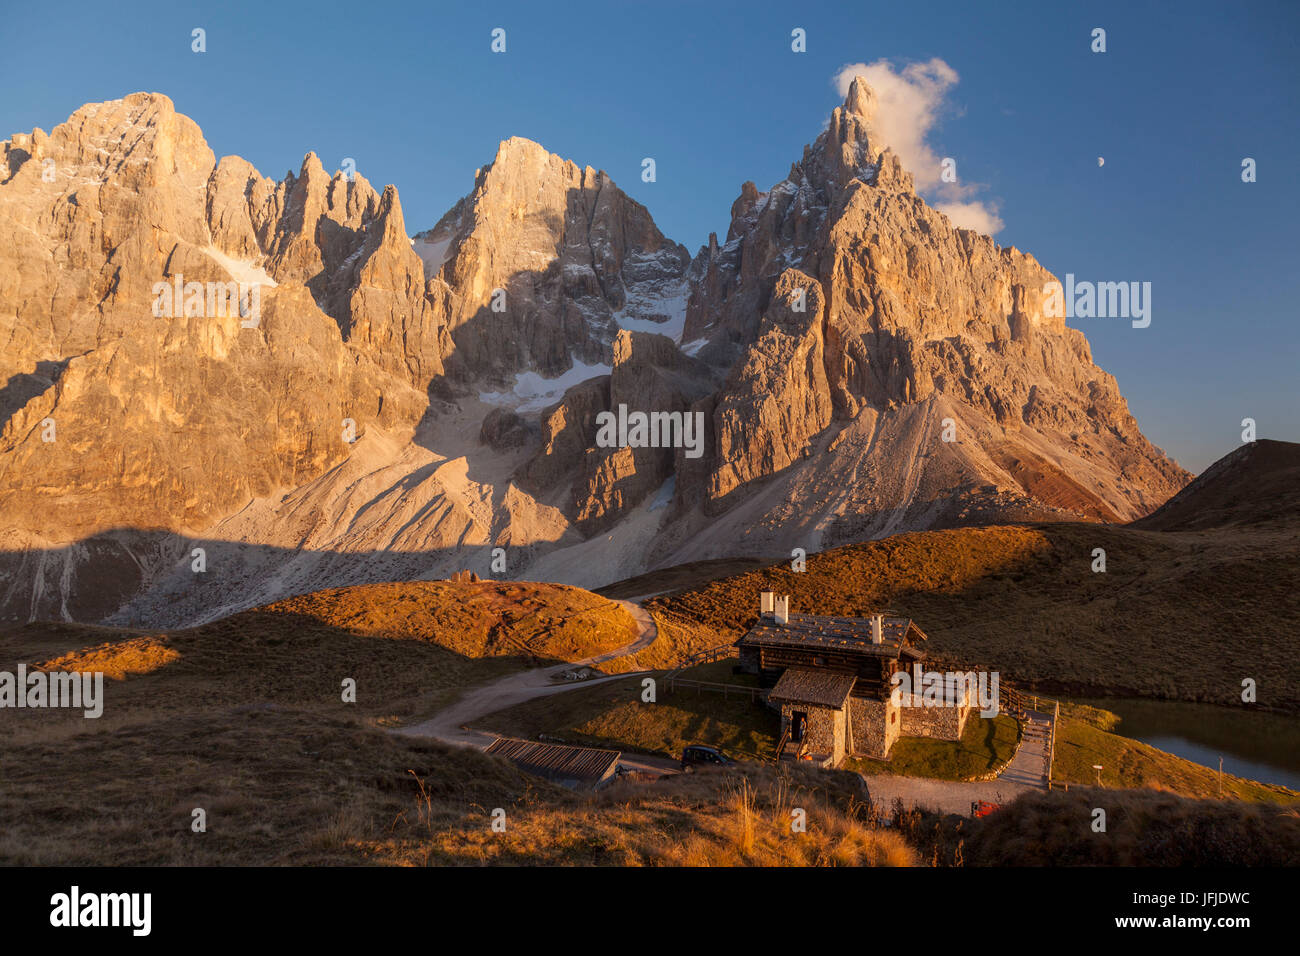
[791,711,807,742]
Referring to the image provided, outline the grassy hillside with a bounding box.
[1132,439,1300,532]
[2,611,1294,866]
[954,788,1300,866]
[0,590,910,867]
[4,580,639,739]
[7,692,1294,866]
[4,534,1295,866]
[0,708,544,865]
[260,579,638,664]
[643,521,1300,711]
[0,703,911,866]
[1052,707,1295,803]
[369,763,915,867]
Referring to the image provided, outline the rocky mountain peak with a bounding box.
[0,92,1192,625]
[844,76,879,121]
[414,134,690,385]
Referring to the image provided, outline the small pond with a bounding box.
[1073,698,1300,790]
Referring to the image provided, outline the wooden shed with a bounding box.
[485,737,622,790]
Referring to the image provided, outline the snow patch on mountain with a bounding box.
[203,246,277,287]
[412,234,454,277]
[613,280,688,342]
[480,358,612,412]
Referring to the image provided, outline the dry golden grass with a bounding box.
[620,611,722,670]
[0,620,145,666]
[958,787,1300,866]
[1053,715,1296,803]
[0,579,647,867]
[596,556,770,600]
[4,579,639,746]
[647,522,1300,711]
[40,635,179,679]
[5,556,1294,866]
[365,762,915,867]
[262,579,638,663]
[1,685,915,867]
[0,708,550,865]
[8,693,1292,866]
[3,650,1293,865]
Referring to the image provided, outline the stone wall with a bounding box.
[847,696,900,758]
[899,700,970,741]
[779,702,845,765]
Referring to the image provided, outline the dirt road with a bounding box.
[395,600,677,773]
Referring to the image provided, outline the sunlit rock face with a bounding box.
[0,85,1188,625]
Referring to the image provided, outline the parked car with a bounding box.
[680,745,736,772]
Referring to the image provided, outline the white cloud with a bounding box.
[832,58,1004,236]
[933,200,1004,236]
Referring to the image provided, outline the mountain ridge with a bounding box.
[0,83,1191,625]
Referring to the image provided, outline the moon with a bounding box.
[1098,157,1105,167]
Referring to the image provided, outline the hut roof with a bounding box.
[737,613,927,660]
[767,667,858,708]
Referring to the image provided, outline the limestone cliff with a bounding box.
[0,85,1190,625]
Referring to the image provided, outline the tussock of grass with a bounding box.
[368,763,916,867]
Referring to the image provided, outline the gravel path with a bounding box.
[393,601,677,773]
[863,709,1054,815]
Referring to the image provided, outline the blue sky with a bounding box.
[2,0,1296,473]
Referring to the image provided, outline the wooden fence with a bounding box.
[662,642,737,682]
[663,644,767,702]
[664,675,766,702]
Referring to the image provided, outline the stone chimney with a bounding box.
[872,614,883,644]
[774,595,789,625]
[760,591,775,617]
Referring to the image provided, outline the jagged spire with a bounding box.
[844,76,878,121]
